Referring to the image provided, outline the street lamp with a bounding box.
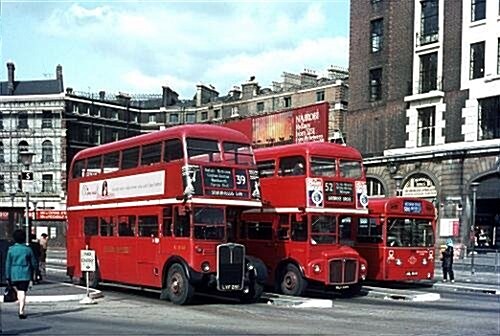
[19,150,35,245]
[470,181,480,275]
[393,175,403,197]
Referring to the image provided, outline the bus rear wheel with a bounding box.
[166,264,194,305]
[279,264,307,296]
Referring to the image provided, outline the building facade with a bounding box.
[1,63,349,245]
[348,0,500,251]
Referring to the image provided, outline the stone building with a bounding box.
[348,0,500,250]
[0,63,349,245]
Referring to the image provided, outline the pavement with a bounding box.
[0,248,497,307]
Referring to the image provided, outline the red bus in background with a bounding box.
[237,142,369,296]
[352,197,436,282]
[66,125,267,305]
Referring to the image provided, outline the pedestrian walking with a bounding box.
[39,233,49,279]
[441,238,455,283]
[5,229,38,319]
[29,234,42,283]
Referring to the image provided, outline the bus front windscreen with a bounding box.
[310,215,337,244]
[386,218,435,247]
[193,206,225,240]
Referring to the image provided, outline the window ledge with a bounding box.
[469,20,486,28]
[484,74,500,83]
[404,90,444,102]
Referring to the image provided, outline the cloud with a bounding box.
[39,2,346,97]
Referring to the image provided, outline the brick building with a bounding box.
[348,0,500,250]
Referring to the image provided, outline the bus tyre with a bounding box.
[280,264,307,296]
[167,264,194,305]
[240,281,264,304]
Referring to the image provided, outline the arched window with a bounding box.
[42,140,53,163]
[17,140,29,163]
[367,177,385,197]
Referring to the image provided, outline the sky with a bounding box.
[1,0,350,99]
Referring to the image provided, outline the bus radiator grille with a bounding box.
[329,259,358,285]
[217,243,245,291]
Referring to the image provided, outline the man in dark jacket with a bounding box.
[441,238,455,283]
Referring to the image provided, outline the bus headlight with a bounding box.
[201,261,210,273]
[395,259,402,266]
[360,264,367,272]
[312,264,321,273]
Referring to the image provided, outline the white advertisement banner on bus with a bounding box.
[79,171,165,202]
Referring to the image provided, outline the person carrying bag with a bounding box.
[3,283,18,303]
[4,229,38,319]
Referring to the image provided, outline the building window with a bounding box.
[419,52,437,93]
[42,174,54,193]
[470,41,485,79]
[169,113,179,123]
[201,111,208,120]
[42,111,53,128]
[214,109,221,119]
[471,0,486,22]
[186,113,196,124]
[0,142,3,163]
[148,114,156,123]
[0,175,4,192]
[257,102,264,112]
[316,91,325,102]
[111,110,118,120]
[0,113,3,130]
[92,128,101,145]
[417,106,435,147]
[42,140,53,163]
[369,68,382,101]
[370,18,384,53]
[17,141,29,163]
[231,106,239,117]
[284,97,292,108]
[82,127,90,143]
[112,130,119,142]
[478,96,500,140]
[18,112,28,129]
[420,0,439,45]
[367,178,385,197]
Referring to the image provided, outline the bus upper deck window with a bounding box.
[187,138,220,162]
[223,142,254,165]
[339,160,362,179]
[86,156,102,176]
[279,156,305,176]
[141,142,162,166]
[164,139,183,162]
[257,160,275,178]
[121,147,139,169]
[310,157,336,177]
[103,151,120,173]
[72,160,85,178]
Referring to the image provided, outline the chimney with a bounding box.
[66,87,73,94]
[241,77,259,100]
[7,62,15,95]
[56,64,64,92]
[162,86,179,107]
[196,84,219,107]
[300,69,317,85]
[99,91,106,100]
[229,86,241,99]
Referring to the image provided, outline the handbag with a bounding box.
[3,285,18,303]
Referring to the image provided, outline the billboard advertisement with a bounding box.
[224,102,329,148]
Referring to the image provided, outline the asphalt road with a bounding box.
[2,270,499,336]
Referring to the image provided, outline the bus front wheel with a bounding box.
[279,264,307,296]
[166,264,194,305]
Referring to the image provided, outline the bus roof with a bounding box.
[72,124,251,162]
[254,142,362,161]
[368,197,435,215]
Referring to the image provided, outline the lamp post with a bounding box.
[470,182,480,275]
[393,175,403,197]
[19,151,35,245]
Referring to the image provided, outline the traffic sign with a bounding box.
[80,250,96,272]
[21,171,33,181]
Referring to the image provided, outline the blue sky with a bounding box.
[1,0,350,99]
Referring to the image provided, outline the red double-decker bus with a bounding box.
[352,197,436,282]
[66,124,267,304]
[237,142,369,296]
